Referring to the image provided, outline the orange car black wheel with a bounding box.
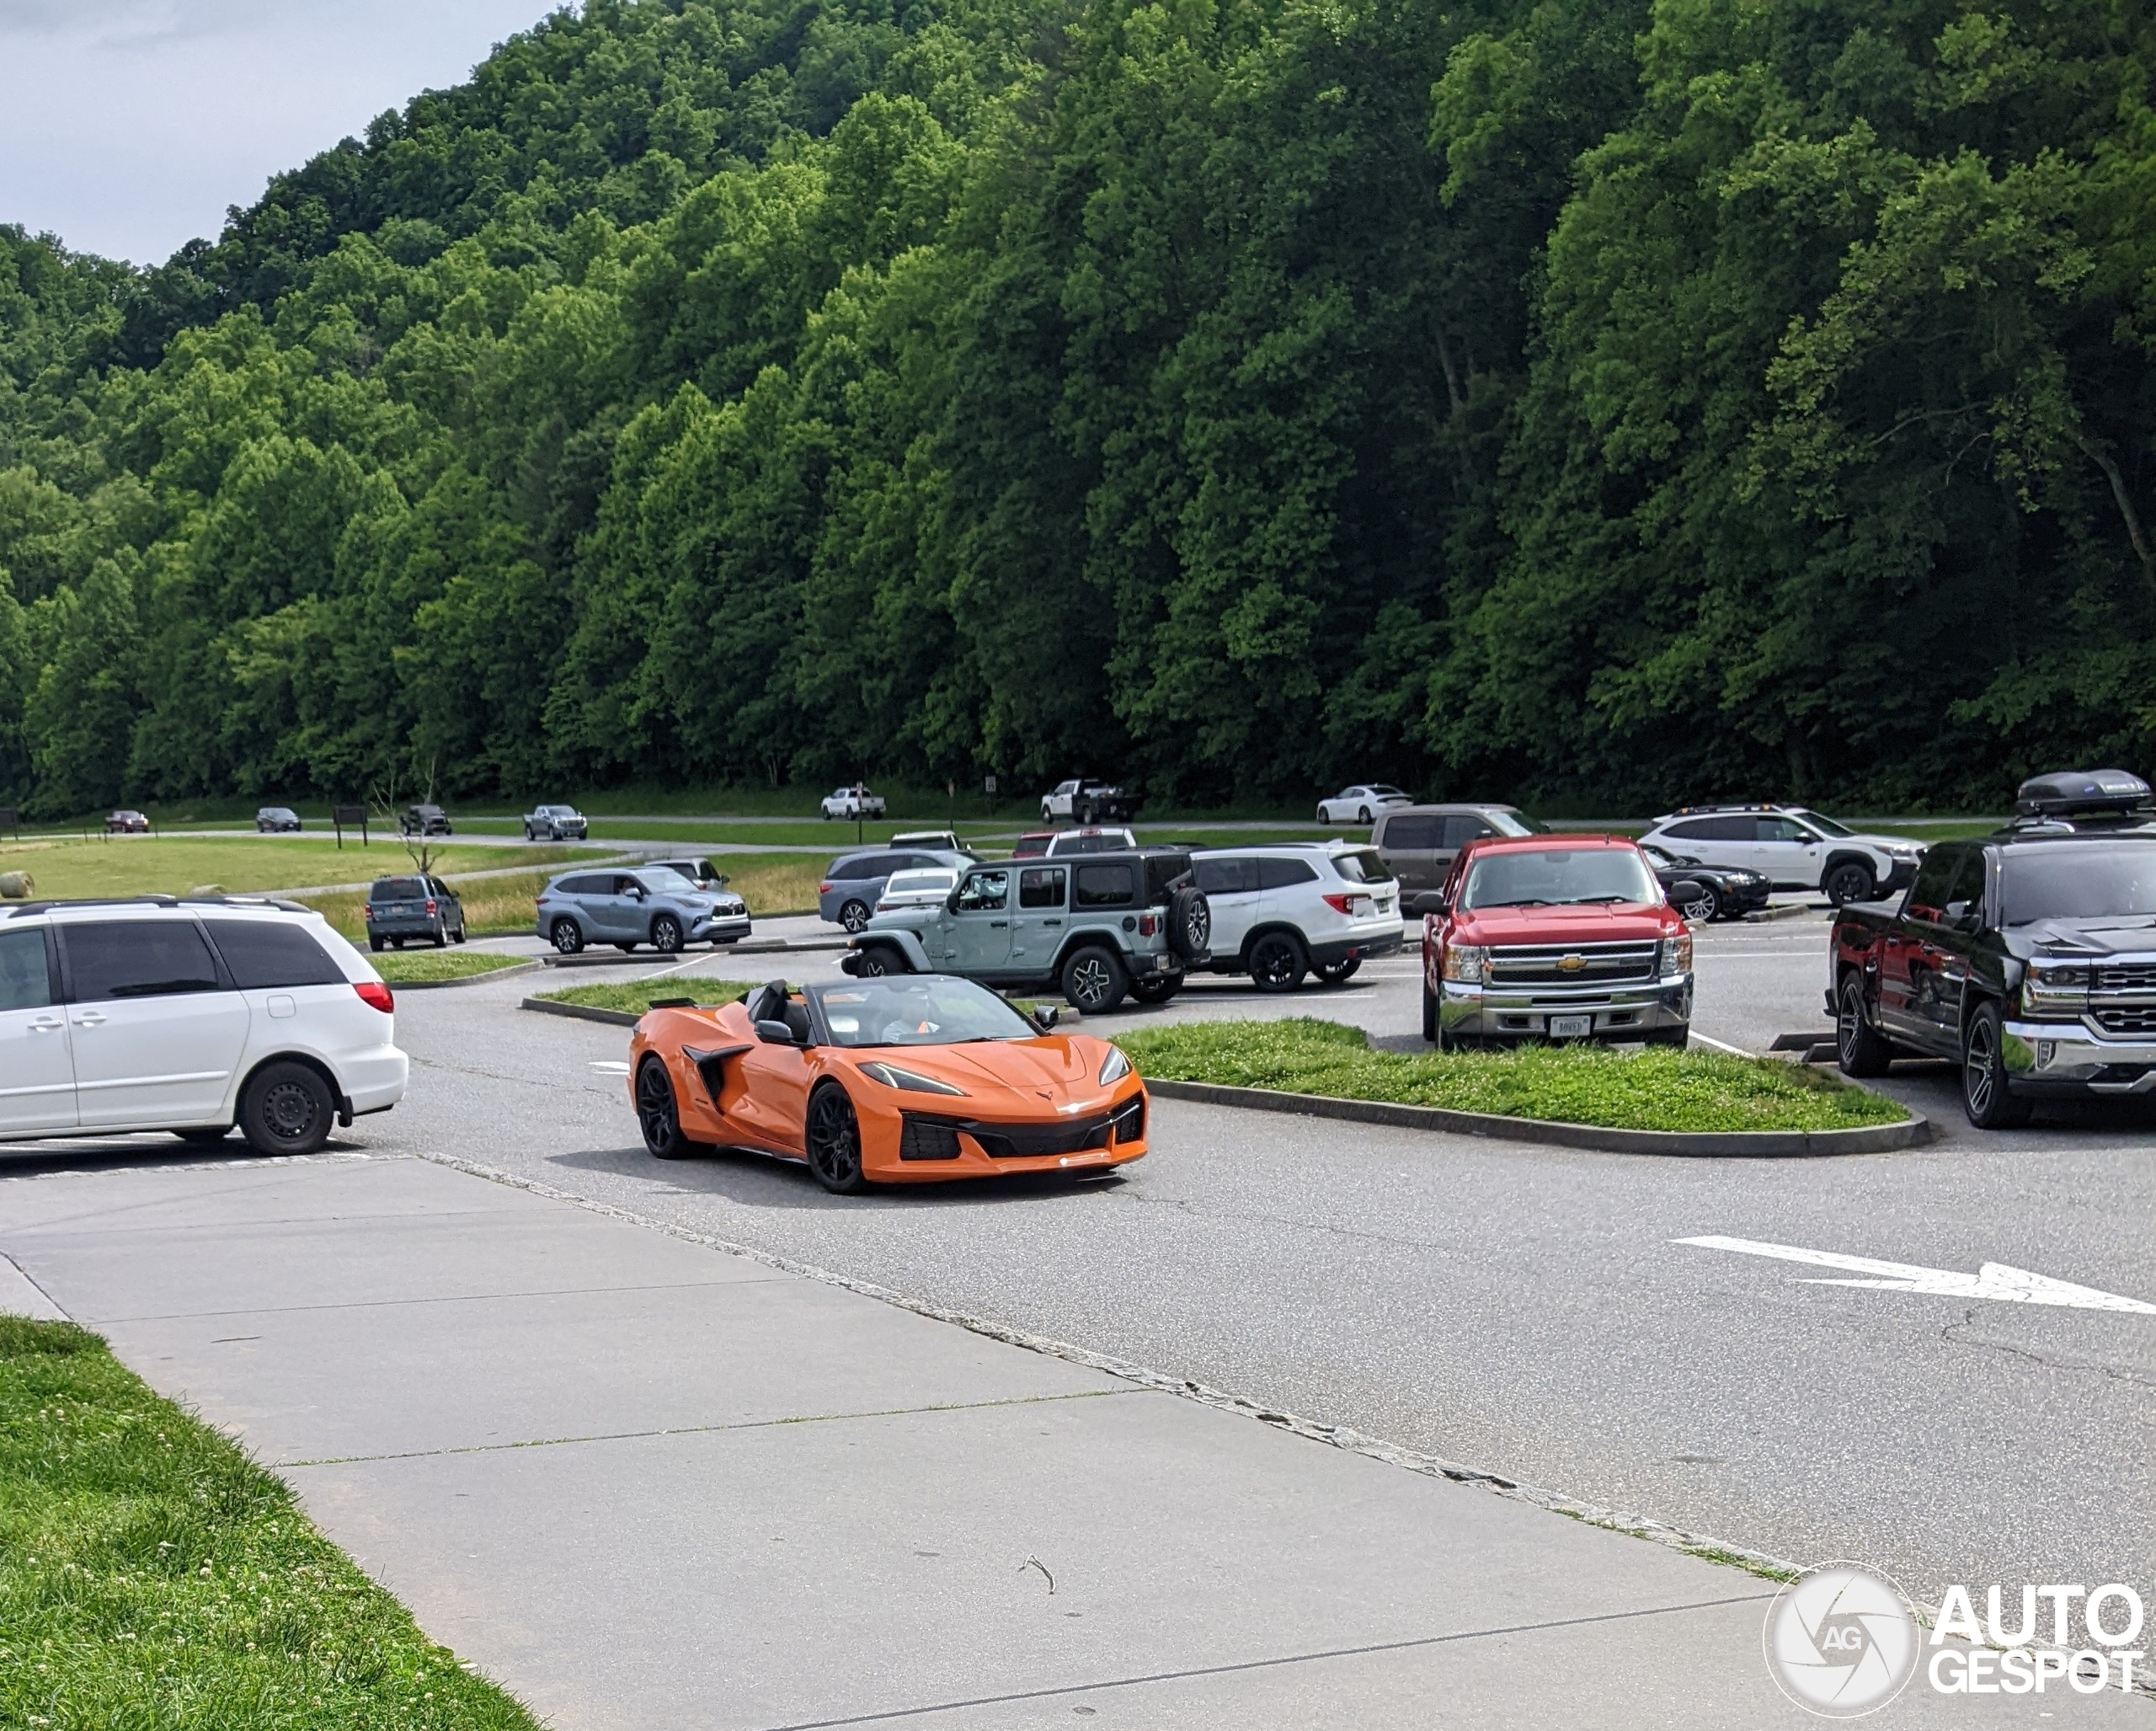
[804,1083,868,1194]
[636,1056,703,1160]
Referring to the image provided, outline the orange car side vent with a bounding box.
[683,1044,753,1103]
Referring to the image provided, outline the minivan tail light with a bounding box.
[355,980,394,1013]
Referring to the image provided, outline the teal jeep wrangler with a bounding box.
[838,848,1211,1013]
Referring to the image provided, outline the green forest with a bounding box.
[2,0,2153,816]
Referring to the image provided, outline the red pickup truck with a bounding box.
[1421,835,1700,1050]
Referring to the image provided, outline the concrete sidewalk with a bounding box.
[0,1152,2127,1728]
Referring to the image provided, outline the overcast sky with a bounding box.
[0,0,562,266]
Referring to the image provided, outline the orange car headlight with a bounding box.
[860,1060,968,1096]
[1098,1045,1131,1086]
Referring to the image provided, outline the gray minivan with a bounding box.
[1374,804,1547,912]
[819,847,974,932]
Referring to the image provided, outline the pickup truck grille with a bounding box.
[2092,963,2156,995]
[1486,941,1660,986]
[2092,1007,2156,1036]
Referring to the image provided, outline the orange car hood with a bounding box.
[846,1035,1117,1109]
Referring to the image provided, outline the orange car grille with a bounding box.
[899,1098,1144,1162]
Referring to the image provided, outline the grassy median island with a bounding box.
[0,1317,537,1730]
[1112,1019,1907,1134]
[370,951,531,985]
[535,980,759,1016]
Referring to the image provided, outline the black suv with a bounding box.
[1829,768,2156,1126]
[398,803,453,836]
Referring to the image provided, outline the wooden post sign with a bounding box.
[332,804,370,849]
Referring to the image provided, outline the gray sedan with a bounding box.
[536,867,751,955]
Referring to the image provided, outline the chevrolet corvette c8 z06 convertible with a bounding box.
[627,975,1150,1193]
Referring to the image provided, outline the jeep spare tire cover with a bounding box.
[1169,884,1211,962]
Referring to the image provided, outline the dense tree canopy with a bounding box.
[3,0,2153,815]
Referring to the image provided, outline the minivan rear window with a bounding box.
[205,920,346,989]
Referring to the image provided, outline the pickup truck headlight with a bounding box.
[1440,943,1487,984]
[1659,930,1694,975]
[2020,959,2089,1019]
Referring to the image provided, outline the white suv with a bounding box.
[1189,842,1404,989]
[0,898,408,1156]
[1637,804,1924,906]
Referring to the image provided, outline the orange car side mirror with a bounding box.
[754,1019,797,1045]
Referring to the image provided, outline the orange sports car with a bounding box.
[627,975,1150,1192]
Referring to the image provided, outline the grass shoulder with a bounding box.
[535,980,759,1016]
[371,950,531,984]
[1111,1019,1906,1135]
[0,1317,538,1730]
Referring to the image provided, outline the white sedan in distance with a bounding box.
[1315,784,1412,825]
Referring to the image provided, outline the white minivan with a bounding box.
[0,898,408,1156]
[1188,842,1404,990]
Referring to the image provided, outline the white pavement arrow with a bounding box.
[1676,1236,2156,1314]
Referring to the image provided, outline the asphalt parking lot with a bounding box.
[7,904,2151,1612]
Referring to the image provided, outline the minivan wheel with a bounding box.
[1824,861,1875,907]
[1249,932,1308,992]
[840,900,871,933]
[551,917,584,955]
[652,914,685,954]
[1061,945,1128,1014]
[239,1061,334,1157]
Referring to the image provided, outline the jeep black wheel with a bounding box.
[1313,958,1360,986]
[551,918,584,955]
[1060,945,1128,1015]
[840,899,871,933]
[1824,861,1875,907]
[805,1085,869,1193]
[1961,1000,2031,1129]
[1836,974,1892,1077]
[1129,977,1178,1005]
[1249,932,1308,992]
[853,944,904,977]
[652,913,685,954]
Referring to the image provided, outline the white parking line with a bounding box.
[1688,1030,1756,1057]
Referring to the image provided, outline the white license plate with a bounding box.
[1547,1015,1593,1039]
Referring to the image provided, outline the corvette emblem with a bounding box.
[1557,953,1587,973]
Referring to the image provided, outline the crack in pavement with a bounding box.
[1940,1308,2156,1389]
[280,1386,1141,1468]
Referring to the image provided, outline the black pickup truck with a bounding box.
[1828,770,2156,1127]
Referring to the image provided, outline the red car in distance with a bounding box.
[1421,834,1701,1051]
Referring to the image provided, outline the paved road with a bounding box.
[6,916,2150,1611]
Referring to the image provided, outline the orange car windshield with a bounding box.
[814,979,1038,1047]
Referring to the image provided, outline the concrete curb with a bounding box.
[521,996,642,1028]
[1742,902,1815,922]
[1139,1077,1929,1157]
[387,959,542,991]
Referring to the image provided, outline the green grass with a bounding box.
[0,1317,537,1731]
[370,951,530,984]
[0,836,580,901]
[535,980,759,1016]
[1111,1018,1908,1134]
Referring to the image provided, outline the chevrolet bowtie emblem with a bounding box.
[1557,954,1588,973]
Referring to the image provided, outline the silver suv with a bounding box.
[840,849,1210,1013]
[1638,804,1923,906]
[536,868,750,954]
